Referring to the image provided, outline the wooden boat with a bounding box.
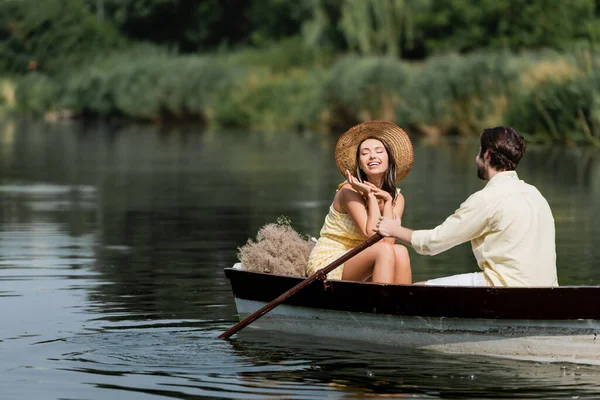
[224,265,600,365]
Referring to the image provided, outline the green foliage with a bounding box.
[13,73,58,115]
[303,0,428,57]
[91,0,234,51]
[213,66,327,131]
[323,55,410,130]
[420,0,597,53]
[302,0,347,50]
[506,74,600,145]
[3,0,600,145]
[14,49,233,121]
[3,0,599,73]
[0,0,126,73]
[217,36,337,73]
[246,0,313,46]
[401,52,519,135]
[91,0,312,51]
[73,53,230,121]
[304,0,600,58]
[337,0,420,57]
[13,46,600,146]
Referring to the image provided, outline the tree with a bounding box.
[303,0,428,57]
[0,0,124,73]
[420,0,598,53]
[88,0,311,52]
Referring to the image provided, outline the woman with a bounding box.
[307,121,414,284]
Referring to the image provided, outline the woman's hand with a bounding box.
[363,182,393,203]
[345,170,372,197]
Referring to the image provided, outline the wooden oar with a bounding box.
[218,233,384,339]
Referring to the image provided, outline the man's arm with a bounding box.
[376,193,489,256]
[376,219,413,247]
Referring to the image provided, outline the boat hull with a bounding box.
[236,298,600,364]
[225,268,600,364]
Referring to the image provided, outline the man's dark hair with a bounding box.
[479,126,527,171]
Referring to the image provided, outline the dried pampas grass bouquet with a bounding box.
[238,217,315,277]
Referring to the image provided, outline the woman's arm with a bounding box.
[339,171,400,239]
[339,187,381,238]
[380,192,404,244]
[392,192,405,220]
[360,183,402,244]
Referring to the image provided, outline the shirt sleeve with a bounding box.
[411,192,489,256]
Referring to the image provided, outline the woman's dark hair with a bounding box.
[355,137,398,202]
[479,126,527,171]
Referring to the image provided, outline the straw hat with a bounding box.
[335,121,414,182]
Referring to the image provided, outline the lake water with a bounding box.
[1,118,600,399]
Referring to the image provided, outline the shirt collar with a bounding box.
[485,170,519,187]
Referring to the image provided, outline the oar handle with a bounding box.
[218,233,384,339]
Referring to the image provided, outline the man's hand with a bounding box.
[376,215,401,237]
[375,214,414,247]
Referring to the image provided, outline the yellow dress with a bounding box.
[307,183,400,280]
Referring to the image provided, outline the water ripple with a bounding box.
[2,126,600,399]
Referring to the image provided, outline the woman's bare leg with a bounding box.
[393,245,412,284]
[342,241,395,283]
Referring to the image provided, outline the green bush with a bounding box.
[10,44,600,146]
[506,74,600,145]
[213,66,327,130]
[322,55,410,130]
[48,50,233,121]
[401,52,519,136]
[13,73,58,115]
[218,36,338,73]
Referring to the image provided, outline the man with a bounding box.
[376,126,558,287]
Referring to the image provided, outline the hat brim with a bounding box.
[335,121,414,182]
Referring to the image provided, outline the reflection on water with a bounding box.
[230,331,600,399]
[1,117,600,399]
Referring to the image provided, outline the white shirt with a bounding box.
[411,171,558,287]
